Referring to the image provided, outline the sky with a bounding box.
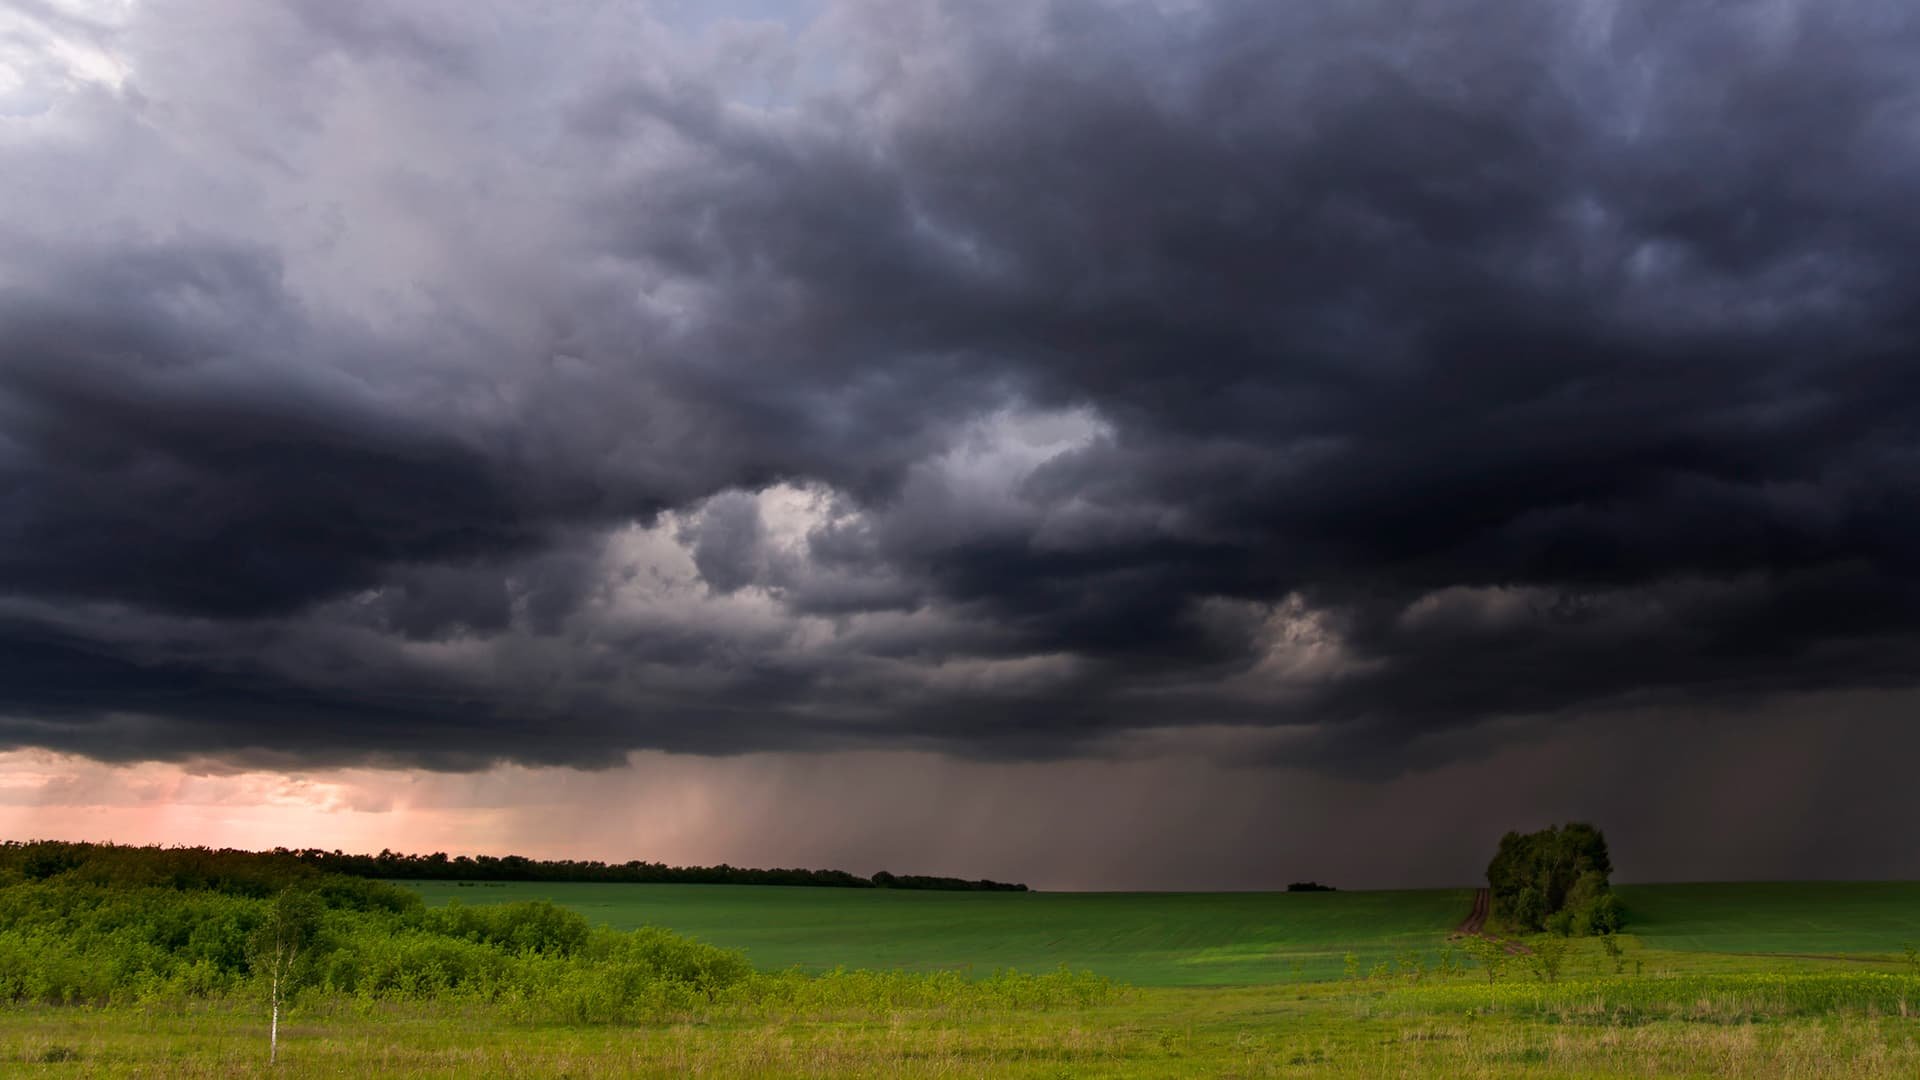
[2,0,1918,889]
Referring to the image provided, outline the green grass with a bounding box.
[1616,882,1920,958]
[10,967,1920,1077]
[398,882,1470,986]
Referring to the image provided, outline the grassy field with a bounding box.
[10,964,1920,1077]
[398,882,1470,986]
[397,880,1920,984]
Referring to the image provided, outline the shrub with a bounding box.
[423,900,591,955]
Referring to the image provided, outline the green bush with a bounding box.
[423,899,591,955]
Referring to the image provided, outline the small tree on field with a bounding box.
[1599,933,1624,974]
[1463,935,1509,986]
[247,889,323,1066]
[1395,950,1425,983]
[1523,935,1571,984]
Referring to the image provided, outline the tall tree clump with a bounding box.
[1485,823,1621,936]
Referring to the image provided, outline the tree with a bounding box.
[247,889,323,1066]
[1510,886,1545,931]
[1484,823,1618,935]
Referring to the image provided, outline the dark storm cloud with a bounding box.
[2,0,1918,770]
[0,240,545,617]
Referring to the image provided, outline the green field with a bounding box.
[1617,881,1920,957]
[398,880,1920,985]
[399,882,1469,985]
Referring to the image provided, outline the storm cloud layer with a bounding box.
[3,0,1918,772]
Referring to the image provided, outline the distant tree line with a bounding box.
[2,840,1027,892]
[1286,881,1337,892]
[1485,823,1621,935]
[1,839,410,901]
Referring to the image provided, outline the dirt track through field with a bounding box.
[1452,887,1530,955]
[1455,887,1491,936]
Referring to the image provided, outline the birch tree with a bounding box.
[247,889,322,1066]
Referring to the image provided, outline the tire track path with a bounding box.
[1451,887,1531,955]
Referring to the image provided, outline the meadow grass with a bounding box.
[399,881,1470,985]
[9,962,1920,1078]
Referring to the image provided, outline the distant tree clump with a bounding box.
[1286,881,1337,892]
[869,870,1027,892]
[1485,823,1621,936]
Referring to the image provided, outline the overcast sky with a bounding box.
[3,0,1918,888]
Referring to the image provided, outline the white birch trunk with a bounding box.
[270,966,280,1066]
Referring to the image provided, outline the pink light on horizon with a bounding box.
[0,750,531,857]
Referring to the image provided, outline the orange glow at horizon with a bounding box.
[0,750,524,856]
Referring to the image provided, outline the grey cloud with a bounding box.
[0,0,1917,782]
[683,492,768,595]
